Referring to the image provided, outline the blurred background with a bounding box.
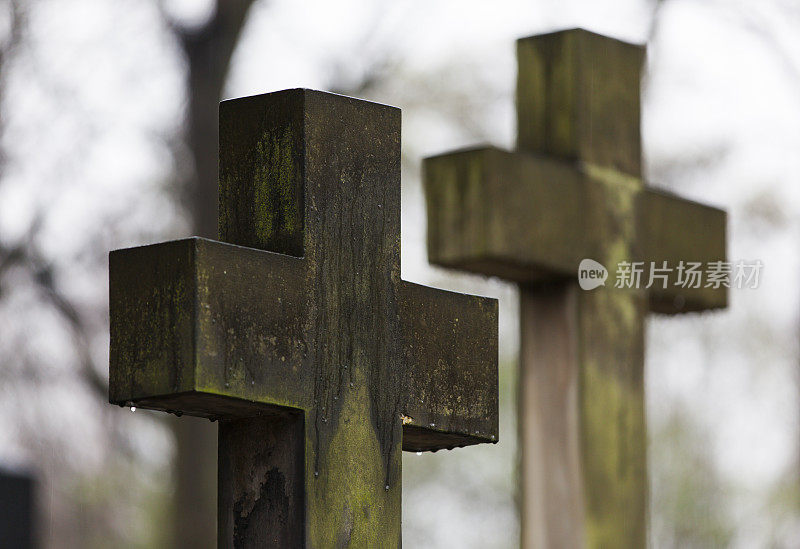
[0,0,798,546]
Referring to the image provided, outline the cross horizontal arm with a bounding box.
[424,146,727,313]
[425,146,583,281]
[640,189,727,312]
[109,237,309,418]
[398,281,498,452]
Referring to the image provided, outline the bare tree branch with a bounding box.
[0,233,107,400]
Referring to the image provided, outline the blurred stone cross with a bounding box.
[424,29,727,548]
[109,89,498,546]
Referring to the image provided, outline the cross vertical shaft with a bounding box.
[217,90,406,545]
[519,31,647,547]
[424,29,727,548]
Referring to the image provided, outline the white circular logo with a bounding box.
[578,259,608,290]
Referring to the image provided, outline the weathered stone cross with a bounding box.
[424,29,727,547]
[109,89,498,546]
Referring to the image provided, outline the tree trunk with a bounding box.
[168,2,256,547]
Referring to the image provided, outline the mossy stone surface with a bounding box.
[110,89,499,547]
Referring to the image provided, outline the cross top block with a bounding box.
[110,89,498,545]
[517,28,645,176]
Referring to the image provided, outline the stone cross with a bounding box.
[424,29,727,548]
[109,89,498,546]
